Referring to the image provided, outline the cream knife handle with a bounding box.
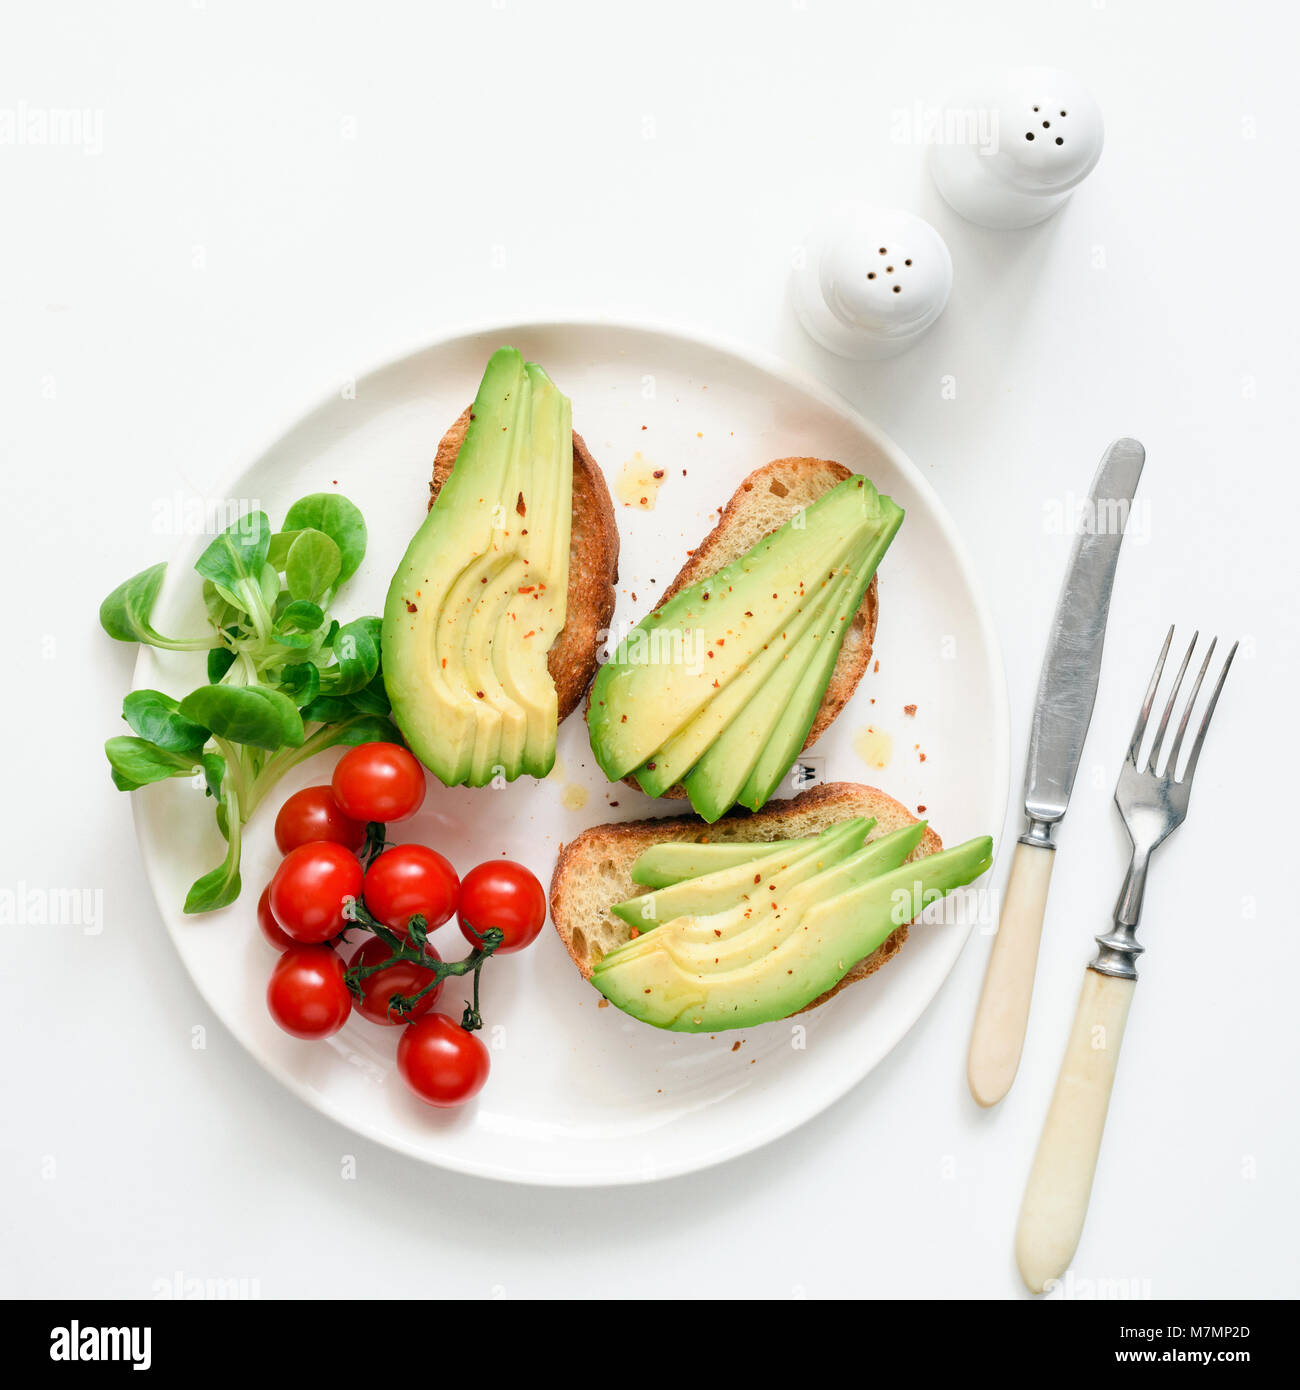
[967,840,1055,1107]
[1016,968,1135,1294]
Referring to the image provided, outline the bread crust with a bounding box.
[604,457,878,798]
[549,782,941,1017]
[431,406,619,722]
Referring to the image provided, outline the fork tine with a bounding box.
[1146,631,1198,772]
[1181,641,1238,784]
[1126,625,1174,764]
[1165,636,1216,776]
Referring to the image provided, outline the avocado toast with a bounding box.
[550,782,953,1018]
[588,460,899,820]
[383,348,618,785]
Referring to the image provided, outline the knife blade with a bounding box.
[1023,436,1146,830]
[967,437,1144,1108]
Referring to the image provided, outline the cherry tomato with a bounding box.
[257,885,294,951]
[396,1014,490,1107]
[269,842,363,943]
[348,935,443,1025]
[458,859,546,954]
[267,945,351,1039]
[364,845,459,936]
[332,743,425,823]
[274,785,366,855]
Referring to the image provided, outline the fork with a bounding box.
[1015,627,1237,1293]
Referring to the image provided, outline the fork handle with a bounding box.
[967,841,1055,1106]
[1015,968,1135,1293]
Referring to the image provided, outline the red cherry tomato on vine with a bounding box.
[457,859,546,954]
[257,885,294,951]
[348,936,444,1026]
[266,945,351,1039]
[269,842,363,943]
[331,743,426,823]
[364,845,459,936]
[397,1014,490,1107]
[274,785,366,855]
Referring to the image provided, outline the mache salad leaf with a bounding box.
[99,495,397,913]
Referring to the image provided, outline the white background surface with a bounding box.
[2,0,1296,1300]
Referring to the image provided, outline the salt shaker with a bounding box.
[791,205,952,360]
[928,67,1104,229]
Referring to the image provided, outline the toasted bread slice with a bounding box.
[609,456,879,798]
[431,406,619,722]
[549,781,940,1015]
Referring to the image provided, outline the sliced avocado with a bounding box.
[633,558,855,800]
[382,349,572,786]
[592,834,993,1031]
[606,821,928,974]
[611,817,874,932]
[602,820,925,970]
[737,495,900,810]
[681,562,862,820]
[629,836,819,889]
[588,477,888,782]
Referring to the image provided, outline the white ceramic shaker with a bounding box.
[928,67,1104,229]
[791,205,952,360]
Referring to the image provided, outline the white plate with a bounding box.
[132,318,1009,1186]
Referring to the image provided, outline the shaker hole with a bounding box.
[892,285,901,293]
[1055,137,1063,145]
[1025,132,1035,140]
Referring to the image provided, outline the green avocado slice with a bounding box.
[681,562,863,821]
[611,817,874,932]
[592,834,993,1031]
[633,556,858,800]
[588,477,891,781]
[600,820,926,969]
[629,836,819,889]
[736,500,900,810]
[382,348,572,786]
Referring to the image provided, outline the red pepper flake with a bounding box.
[873,659,880,673]
[754,874,761,884]
[646,761,656,771]
[904,704,917,717]
[475,690,485,698]
[641,424,647,430]
[919,752,927,762]
[652,469,664,479]
[917,804,927,813]
[441,658,447,669]
[523,629,535,638]
[713,929,722,938]
[731,1041,742,1052]
[405,600,418,613]
[609,801,619,807]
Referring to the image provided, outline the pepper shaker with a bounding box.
[928,67,1104,229]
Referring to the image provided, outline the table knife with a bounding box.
[967,437,1145,1107]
